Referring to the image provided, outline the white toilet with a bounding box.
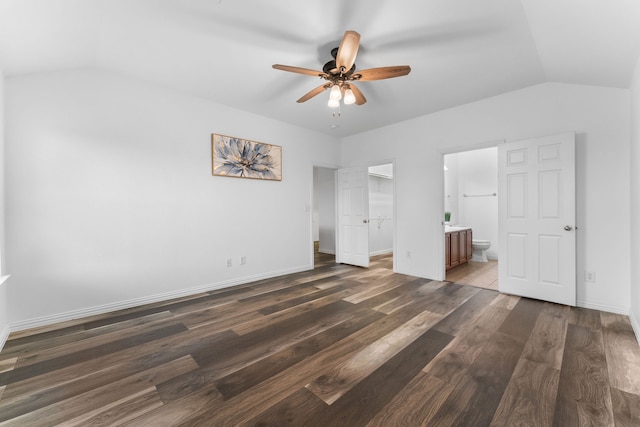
[471,240,491,262]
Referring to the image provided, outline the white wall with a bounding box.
[5,69,340,328]
[342,82,631,314]
[630,55,640,340]
[0,64,4,277]
[312,168,320,241]
[368,174,393,255]
[0,63,9,347]
[315,167,336,255]
[443,154,459,224]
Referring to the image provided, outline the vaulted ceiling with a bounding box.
[1,0,639,137]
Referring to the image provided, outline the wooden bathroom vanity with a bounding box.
[445,226,472,271]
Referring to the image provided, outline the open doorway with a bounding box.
[319,163,395,271]
[368,164,394,269]
[312,166,337,268]
[443,147,499,290]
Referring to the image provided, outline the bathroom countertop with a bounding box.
[445,225,471,233]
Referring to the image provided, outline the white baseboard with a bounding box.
[370,249,393,256]
[318,247,336,255]
[7,266,637,349]
[8,264,312,333]
[0,275,9,352]
[0,324,10,352]
[630,309,640,347]
[577,300,629,316]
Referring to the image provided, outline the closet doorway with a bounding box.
[367,164,394,263]
[319,163,395,270]
[312,166,337,267]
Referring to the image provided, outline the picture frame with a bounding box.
[211,134,282,181]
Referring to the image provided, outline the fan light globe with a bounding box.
[343,88,356,105]
[328,97,340,108]
[329,84,342,100]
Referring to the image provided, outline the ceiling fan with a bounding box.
[272,31,411,107]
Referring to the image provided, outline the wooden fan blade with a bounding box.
[353,66,411,81]
[336,31,360,73]
[297,84,330,103]
[272,64,326,78]
[347,83,367,105]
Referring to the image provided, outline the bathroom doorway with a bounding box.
[443,147,499,290]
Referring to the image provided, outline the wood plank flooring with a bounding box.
[446,259,499,290]
[1,253,639,426]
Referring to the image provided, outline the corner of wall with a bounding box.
[631,54,640,346]
[631,308,640,346]
[0,64,4,277]
[0,326,9,352]
[0,64,9,350]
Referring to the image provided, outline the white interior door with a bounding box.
[336,167,370,267]
[498,132,576,306]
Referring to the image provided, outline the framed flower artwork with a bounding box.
[211,134,282,181]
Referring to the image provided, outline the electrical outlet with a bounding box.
[406,251,412,259]
[226,258,232,267]
[585,271,595,282]
[240,256,247,265]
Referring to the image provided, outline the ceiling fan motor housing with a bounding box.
[324,46,357,75]
[323,59,356,75]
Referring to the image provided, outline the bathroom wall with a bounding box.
[368,174,393,255]
[457,147,499,259]
[443,155,459,224]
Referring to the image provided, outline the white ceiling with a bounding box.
[1,0,639,137]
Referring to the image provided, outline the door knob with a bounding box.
[363,219,369,224]
[564,225,573,231]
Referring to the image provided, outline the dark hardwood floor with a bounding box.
[1,252,639,426]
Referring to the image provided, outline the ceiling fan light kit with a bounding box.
[329,84,342,101]
[272,30,411,109]
[343,87,356,105]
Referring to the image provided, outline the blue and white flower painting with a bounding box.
[212,134,282,181]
